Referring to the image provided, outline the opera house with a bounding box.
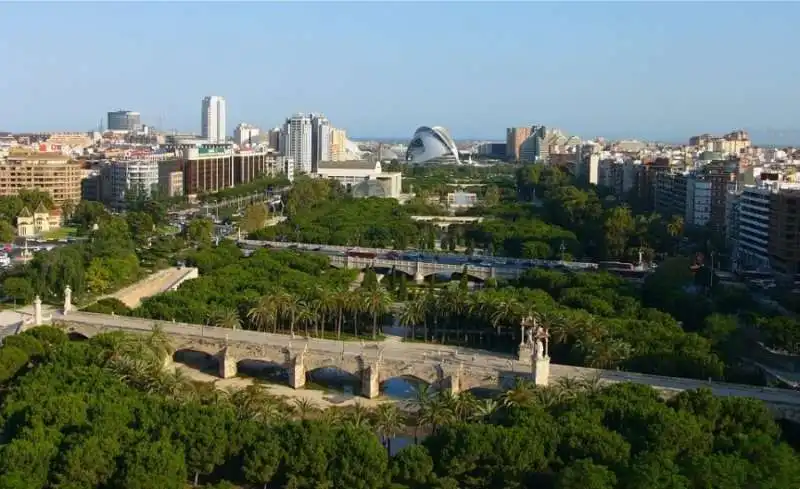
[406,126,461,164]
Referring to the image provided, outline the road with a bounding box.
[51,310,800,407]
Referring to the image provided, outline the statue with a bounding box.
[520,324,526,345]
[526,324,535,346]
[534,338,545,360]
[63,285,72,315]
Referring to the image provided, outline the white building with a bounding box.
[311,114,331,172]
[315,160,401,199]
[109,159,160,203]
[234,123,260,147]
[685,176,712,227]
[201,96,227,143]
[282,114,313,174]
[736,184,773,270]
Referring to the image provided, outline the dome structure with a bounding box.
[406,126,460,164]
[351,179,389,198]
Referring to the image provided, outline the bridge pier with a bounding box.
[361,362,381,399]
[441,363,463,395]
[289,354,306,389]
[533,356,550,386]
[414,261,425,284]
[218,347,237,379]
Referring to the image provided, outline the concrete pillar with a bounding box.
[361,362,380,399]
[33,296,42,325]
[533,356,550,387]
[444,363,463,396]
[289,354,306,389]
[218,347,237,379]
[414,261,425,284]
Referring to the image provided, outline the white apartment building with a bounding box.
[282,114,313,174]
[685,176,712,226]
[234,123,260,146]
[109,159,160,203]
[201,96,227,143]
[736,184,773,270]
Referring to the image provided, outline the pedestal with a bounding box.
[517,344,533,364]
[533,355,550,387]
[218,348,238,379]
[33,296,42,326]
[289,355,306,389]
[361,363,380,399]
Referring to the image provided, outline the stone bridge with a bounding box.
[33,310,800,422]
[329,255,522,282]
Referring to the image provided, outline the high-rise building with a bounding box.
[201,96,227,143]
[268,127,282,152]
[311,114,331,172]
[330,127,347,161]
[506,127,531,161]
[234,123,260,147]
[282,114,312,174]
[769,186,800,275]
[107,110,141,132]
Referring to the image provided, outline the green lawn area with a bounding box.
[41,226,77,240]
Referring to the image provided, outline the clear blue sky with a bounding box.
[1,2,799,143]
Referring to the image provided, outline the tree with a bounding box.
[186,218,214,247]
[0,220,15,243]
[3,277,34,303]
[243,432,282,489]
[126,211,155,247]
[556,459,617,489]
[241,203,269,233]
[484,185,501,206]
[364,287,391,339]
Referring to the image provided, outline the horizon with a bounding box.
[1,2,799,143]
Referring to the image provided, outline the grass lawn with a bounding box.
[41,226,77,240]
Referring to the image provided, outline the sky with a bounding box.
[1,2,799,143]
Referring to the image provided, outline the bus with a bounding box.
[346,249,377,259]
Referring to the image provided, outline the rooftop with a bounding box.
[317,160,378,170]
[5,152,72,163]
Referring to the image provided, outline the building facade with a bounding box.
[0,152,83,206]
[311,115,331,172]
[234,123,260,147]
[282,114,313,174]
[736,184,773,270]
[769,187,800,276]
[330,127,347,161]
[233,149,280,185]
[201,96,227,143]
[315,160,401,199]
[505,127,531,161]
[107,110,141,132]
[109,159,160,203]
[182,145,235,195]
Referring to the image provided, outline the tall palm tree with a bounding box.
[332,289,349,340]
[453,391,478,422]
[314,287,337,339]
[490,297,521,338]
[364,287,391,340]
[272,291,297,336]
[347,289,367,338]
[145,324,174,365]
[374,403,403,456]
[295,300,316,338]
[247,295,276,333]
[407,383,434,442]
[399,298,424,341]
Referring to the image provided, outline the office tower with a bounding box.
[311,114,331,172]
[506,126,531,161]
[282,113,312,174]
[107,110,141,132]
[330,127,347,161]
[201,96,227,143]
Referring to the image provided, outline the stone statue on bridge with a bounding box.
[63,286,72,315]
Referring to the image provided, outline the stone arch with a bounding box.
[380,374,433,399]
[449,271,487,283]
[306,366,361,394]
[236,358,289,385]
[463,386,503,399]
[67,331,89,341]
[173,348,218,374]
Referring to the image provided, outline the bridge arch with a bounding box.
[236,358,289,385]
[306,366,361,394]
[173,348,218,374]
[381,374,434,399]
[67,331,89,342]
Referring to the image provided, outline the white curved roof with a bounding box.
[406,125,460,164]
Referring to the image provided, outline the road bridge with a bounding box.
[329,255,518,282]
[27,309,800,421]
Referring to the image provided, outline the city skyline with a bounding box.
[1,2,799,143]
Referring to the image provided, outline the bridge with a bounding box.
[29,308,800,421]
[329,254,519,282]
[410,215,484,228]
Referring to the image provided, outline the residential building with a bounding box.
[736,183,774,270]
[201,96,227,143]
[330,128,347,161]
[282,114,313,174]
[107,110,141,132]
[234,123,260,147]
[267,127,282,152]
[315,160,401,199]
[655,171,688,220]
[685,176,712,227]
[769,186,800,275]
[0,152,83,206]
[477,142,506,159]
[311,115,331,172]
[109,159,160,204]
[505,127,531,161]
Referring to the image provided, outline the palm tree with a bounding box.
[500,378,536,408]
[332,289,349,340]
[314,287,337,339]
[533,386,564,408]
[364,287,391,340]
[231,384,281,421]
[345,402,373,429]
[273,292,297,336]
[490,297,521,338]
[347,289,366,338]
[421,393,456,434]
[407,383,434,442]
[207,308,241,330]
[399,298,424,342]
[295,300,316,338]
[473,398,499,422]
[247,296,276,333]
[453,391,478,422]
[374,403,403,456]
[293,398,319,420]
[144,324,174,365]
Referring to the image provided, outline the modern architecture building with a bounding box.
[181,145,235,195]
[0,152,83,206]
[311,115,331,172]
[201,96,227,143]
[282,114,313,174]
[406,126,460,165]
[315,160,401,199]
[233,149,281,185]
[506,127,531,161]
[109,159,160,204]
[234,123,260,147]
[107,110,141,132]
